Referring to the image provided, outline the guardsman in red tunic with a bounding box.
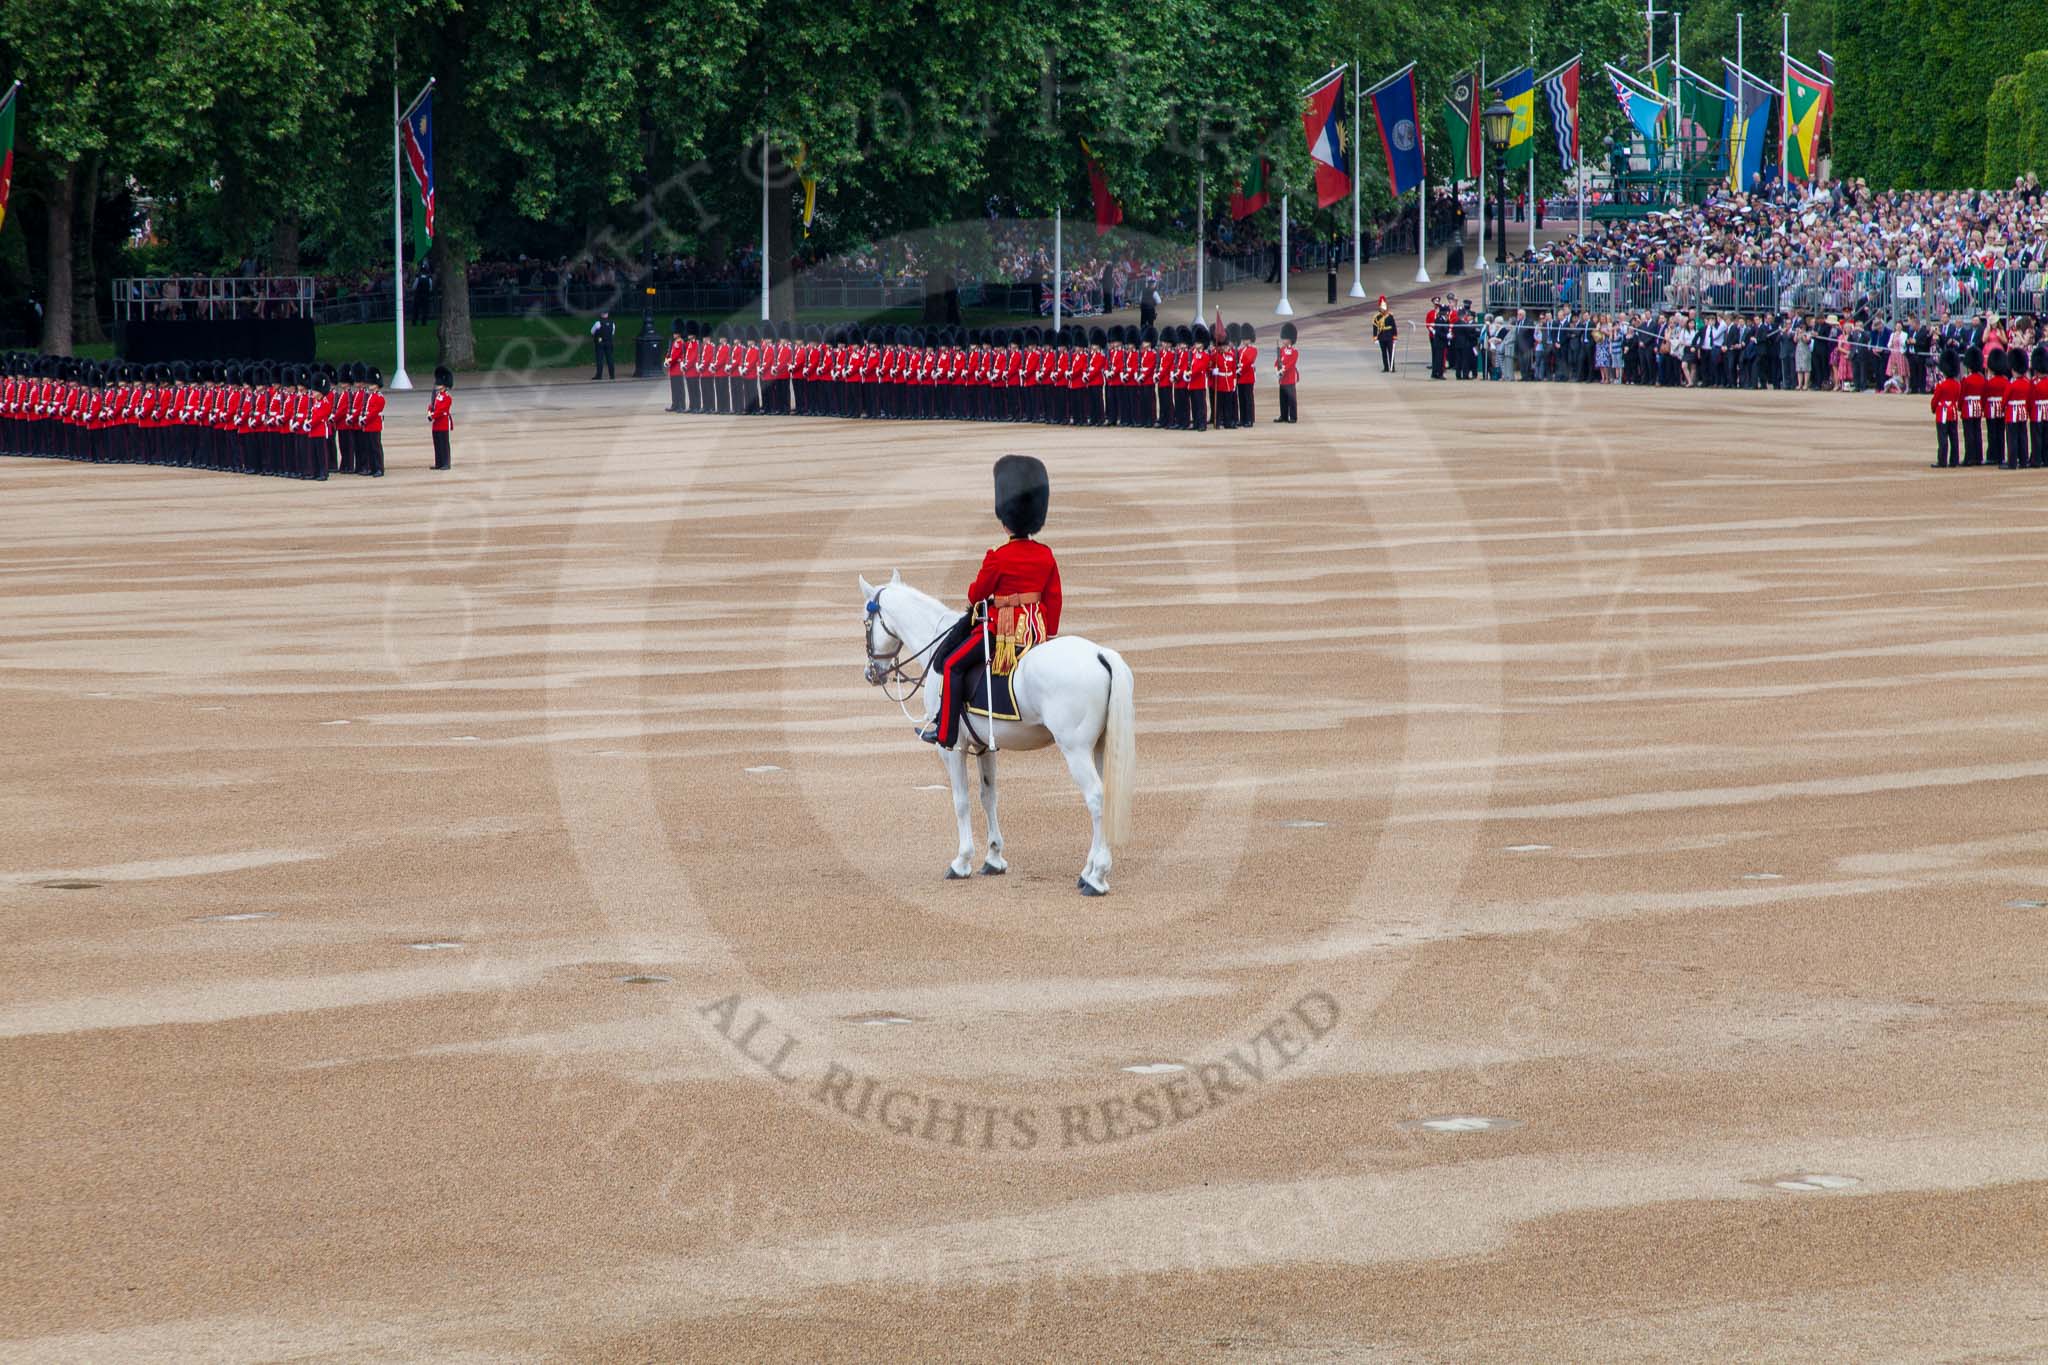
[665,319,686,413]
[1276,321,1301,423]
[1188,324,1212,432]
[2006,347,2032,470]
[1235,323,1259,427]
[924,455,1064,748]
[1960,346,1986,466]
[429,366,454,469]
[1213,328,1239,429]
[360,368,388,476]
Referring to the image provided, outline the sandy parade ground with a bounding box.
[4,278,2047,1362]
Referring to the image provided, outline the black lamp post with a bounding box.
[1483,98,1513,267]
[632,107,661,378]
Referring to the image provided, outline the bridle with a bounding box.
[862,587,950,705]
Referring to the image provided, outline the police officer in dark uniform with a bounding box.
[590,311,617,380]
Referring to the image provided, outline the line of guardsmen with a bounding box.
[0,354,388,479]
[1929,344,2048,470]
[662,319,1275,431]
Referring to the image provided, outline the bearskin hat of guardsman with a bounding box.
[993,454,1050,539]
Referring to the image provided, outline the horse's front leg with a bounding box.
[942,746,976,880]
[977,748,1006,875]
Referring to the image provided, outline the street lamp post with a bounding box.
[1483,99,1513,270]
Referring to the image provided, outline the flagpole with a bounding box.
[1781,10,1790,183]
[1414,89,1430,286]
[1735,14,1743,190]
[1053,209,1062,334]
[389,39,411,390]
[1275,193,1292,316]
[1195,168,1205,324]
[1527,30,1536,251]
[1350,56,1365,297]
[1477,53,1487,260]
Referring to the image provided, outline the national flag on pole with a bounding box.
[1722,59,1774,192]
[1365,63,1425,197]
[1540,58,1580,171]
[1301,67,1351,208]
[793,141,817,238]
[1818,50,1834,114]
[1677,66,1728,168]
[399,83,435,263]
[1078,136,1122,235]
[0,82,18,236]
[1783,55,1831,182]
[1494,66,1535,171]
[1604,64,1665,146]
[1442,69,1481,181]
[1229,157,1271,219]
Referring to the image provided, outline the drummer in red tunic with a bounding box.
[924,455,1063,748]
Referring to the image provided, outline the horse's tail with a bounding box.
[1097,650,1135,849]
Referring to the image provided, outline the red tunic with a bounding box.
[1961,371,1986,420]
[428,390,453,432]
[967,536,1062,636]
[1931,376,1961,424]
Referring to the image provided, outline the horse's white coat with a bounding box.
[861,572,1135,894]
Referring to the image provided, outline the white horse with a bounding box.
[859,571,1135,894]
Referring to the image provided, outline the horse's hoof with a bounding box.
[1078,878,1107,897]
[981,862,1006,876]
[945,867,971,881]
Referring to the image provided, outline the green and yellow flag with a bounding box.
[1782,56,1831,182]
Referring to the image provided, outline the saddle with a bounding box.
[963,667,1021,724]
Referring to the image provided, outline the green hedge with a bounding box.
[1837,4,2048,187]
[1985,74,2024,187]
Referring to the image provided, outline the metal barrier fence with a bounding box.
[114,277,315,321]
[1484,261,2048,322]
[305,252,1279,327]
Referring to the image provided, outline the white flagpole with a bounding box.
[759,129,770,321]
[1528,33,1537,250]
[1415,68,1430,284]
[1195,168,1205,323]
[1048,209,1064,335]
[1477,54,1487,260]
[390,39,411,390]
[1350,57,1365,297]
[1782,11,1791,182]
[1276,193,1293,316]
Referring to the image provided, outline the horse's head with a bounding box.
[858,570,904,685]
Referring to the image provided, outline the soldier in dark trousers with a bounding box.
[429,367,454,469]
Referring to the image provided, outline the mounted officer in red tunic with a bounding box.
[923,454,1063,747]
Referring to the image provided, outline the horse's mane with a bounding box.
[886,580,949,617]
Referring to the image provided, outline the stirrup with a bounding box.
[918,723,945,746]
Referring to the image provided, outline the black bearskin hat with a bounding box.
[1241,323,1257,342]
[1140,325,1157,345]
[1191,323,1209,346]
[1939,348,1960,379]
[2035,345,2048,374]
[1280,321,1298,343]
[2012,347,2032,377]
[1990,348,2010,378]
[434,366,454,388]
[368,368,385,388]
[1965,345,1984,374]
[993,454,1050,538]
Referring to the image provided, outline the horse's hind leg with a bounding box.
[942,746,975,880]
[1057,737,1110,895]
[977,749,1007,875]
